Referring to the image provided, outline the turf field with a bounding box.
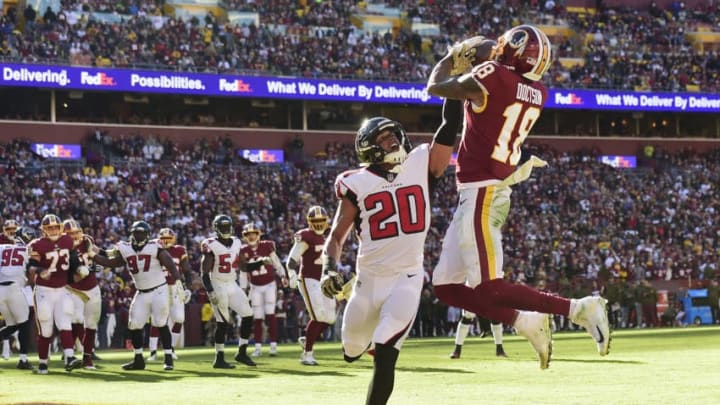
[1,326,718,405]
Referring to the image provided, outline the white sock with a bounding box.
[2,339,9,357]
[254,343,262,351]
[491,323,503,345]
[238,338,248,347]
[134,348,143,355]
[455,322,470,346]
[20,353,27,361]
[63,348,74,361]
[149,336,159,352]
[270,342,277,350]
[171,332,181,348]
[215,343,225,353]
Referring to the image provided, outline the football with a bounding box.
[465,36,497,66]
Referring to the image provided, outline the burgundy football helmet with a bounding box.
[493,24,553,82]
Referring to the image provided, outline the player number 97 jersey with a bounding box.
[115,240,167,290]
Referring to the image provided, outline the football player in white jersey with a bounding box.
[89,221,183,371]
[320,99,461,405]
[0,227,35,370]
[200,214,262,369]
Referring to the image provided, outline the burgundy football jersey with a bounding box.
[295,228,325,281]
[70,236,98,291]
[241,240,277,286]
[163,244,188,283]
[456,61,547,183]
[28,234,75,288]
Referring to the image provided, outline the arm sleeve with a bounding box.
[432,98,463,146]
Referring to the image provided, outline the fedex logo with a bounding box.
[80,71,117,86]
[554,92,583,105]
[219,78,252,93]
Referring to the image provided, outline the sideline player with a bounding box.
[241,223,287,357]
[148,228,192,361]
[287,205,333,366]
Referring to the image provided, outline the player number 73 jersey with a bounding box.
[334,144,431,276]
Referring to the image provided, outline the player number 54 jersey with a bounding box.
[201,237,243,283]
[116,240,167,290]
[334,144,431,276]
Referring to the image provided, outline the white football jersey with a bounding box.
[200,237,243,283]
[0,243,28,284]
[116,240,167,290]
[334,143,431,276]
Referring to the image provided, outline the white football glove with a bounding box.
[287,269,298,289]
[76,265,90,279]
[449,35,488,76]
[182,289,192,304]
[208,291,219,306]
[320,271,344,299]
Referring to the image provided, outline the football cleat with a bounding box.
[17,360,33,370]
[514,311,552,370]
[82,355,96,370]
[213,352,236,369]
[251,346,262,357]
[36,363,49,375]
[163,353,174,371]
[65,356,83,372]
[122,355,146,371]
[269,346,277,357]
[496,344,508,358]
[235,351,257,367]
[300,352,318,366]
[147,350,157,361]
[449,345,462,359]
[570,296,611,356]
[91,352,102,361]
[171,349,179,360]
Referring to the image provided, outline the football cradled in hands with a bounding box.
[463,35,497,66]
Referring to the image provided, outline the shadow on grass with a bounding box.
[551,357,645,365]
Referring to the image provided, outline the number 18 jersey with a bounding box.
[458,61,548,183]
[334,144,431,276]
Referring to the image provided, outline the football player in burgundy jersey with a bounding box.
[319,101,460,404]
[427,24,611,370]
[0,219,19,245]
[0,226,35,370]
[240,223,287,358]
[287,205,333,366]
[201,214,265,368]
[63,219,102,370]
[147,228,193,362]
[27,214,88,374]
[89,220,183,371]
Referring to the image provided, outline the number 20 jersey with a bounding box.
[334,144,431,276]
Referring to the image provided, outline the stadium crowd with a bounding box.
[1,133,719,348]
[1,1,720,90]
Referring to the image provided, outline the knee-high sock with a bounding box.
[240,316,253,340]
[148,326,159,351]
[83,328,96,356]
[159,325,172,352]
[304,320,328,352]
[215,322,227,347]
[71,323,83,345]
[435,281,571,324]
[366,343,400,405]
[37,335,52,361]
[266,314,277,342]
[18,321,30,355]
[491,322,503,345]
[454,318,472,346]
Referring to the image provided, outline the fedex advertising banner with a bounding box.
[31,143,82,159]
[3,63,720,112]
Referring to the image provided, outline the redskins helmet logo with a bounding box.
[508,30,529,55]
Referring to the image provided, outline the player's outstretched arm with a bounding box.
[429,98,464,178]
[427,37,493,101]
[320,197,357,298]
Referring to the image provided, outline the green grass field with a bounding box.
[2,326,719,405]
